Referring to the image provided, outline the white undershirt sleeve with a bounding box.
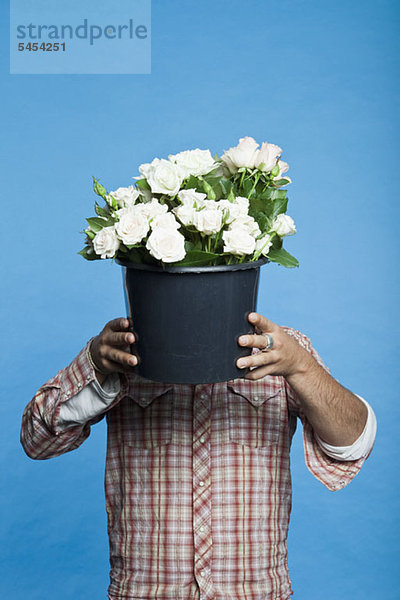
[57,373,121,430]
[315,395,377,461]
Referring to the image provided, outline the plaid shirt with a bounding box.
[20,329,369,600]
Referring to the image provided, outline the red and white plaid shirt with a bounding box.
[21,329,369,600]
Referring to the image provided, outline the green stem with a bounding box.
[247,172,260,199]
[252,231,277,261]
[239,169,246,190]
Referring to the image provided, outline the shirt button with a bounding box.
[199,480,205,487]
[253,395,259,401]
[200,570,206,577]
[77,383,82,389]
[199,436,206,444]
[200,394,206,400]
[199,526,206,533]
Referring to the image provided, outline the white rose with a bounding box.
[234,195,250,214]
[168,148,216,178]
[255,234,273,256]
[115,207,149,245]
[218,196,249,225]
[108,186,140,208]
[173,203,197,226]
[93,226,120,259]
[150,211,180,230]
[271,214,296,237]
[233,215,261,238]
[193,207,223,235]
[141,198,168,220]
[274,160,291,183]
[139,158,184,196]
[146,227,186,263]
[222,226,256,256]
[173,189,207,226]
[221,136,259,174]
[177,189,207,208]
[254,142,282,173]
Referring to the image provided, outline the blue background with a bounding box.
[1,0,398,598]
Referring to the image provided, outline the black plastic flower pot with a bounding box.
[117,258,267,384]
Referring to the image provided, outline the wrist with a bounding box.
[87,339,109,385]
[285,346,317,383]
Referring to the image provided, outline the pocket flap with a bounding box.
[124,373,173,407]
[227,375,285,407]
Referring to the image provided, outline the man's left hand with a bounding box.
[237,312,312,380]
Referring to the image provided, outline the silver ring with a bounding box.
[261,333,274,351]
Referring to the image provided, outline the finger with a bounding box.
[248,312,276,334]
[101,356,137,374]
[236,350,276,370]
[106,347,138,368]
[238,333,272,349]
[106,317,131,332]
[244,364,275,380]
[103,331,136,346]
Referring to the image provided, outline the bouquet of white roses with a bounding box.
[79,136,298,267]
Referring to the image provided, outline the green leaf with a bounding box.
[255,211,270,233]
[137,178,151,191]
[85,229,95,240]
[271,178,291,187]
[270,196,289,220]
[249,197,268,215]
[202,179,217,200]
[184,174,201,190]
[78,246,99,261]
[258,187,287,201]
[125,247,145,263]
[171,250,221,267]
[86,216,114,232]
[183,240,196,252]
[267,248,299,268]
[240,178,254,198]
[218,177,233,198]
[271,235,282,250]
[95,202,110,218]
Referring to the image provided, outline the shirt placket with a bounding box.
[192,384,214,600]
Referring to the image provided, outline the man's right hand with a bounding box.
[90,317,138,384]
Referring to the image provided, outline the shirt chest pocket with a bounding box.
[227,379,284,448]
[120,388,173,449]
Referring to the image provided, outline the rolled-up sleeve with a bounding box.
[20,343,122,460]
[284,327,375,491]
[300,414,369,491]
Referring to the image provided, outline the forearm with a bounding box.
[21,345,97,459]
[57,373,120,429]
[285,352,368,446]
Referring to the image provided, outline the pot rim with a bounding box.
[116,256,268,274]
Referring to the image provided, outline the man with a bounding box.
[20,312,376,600]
